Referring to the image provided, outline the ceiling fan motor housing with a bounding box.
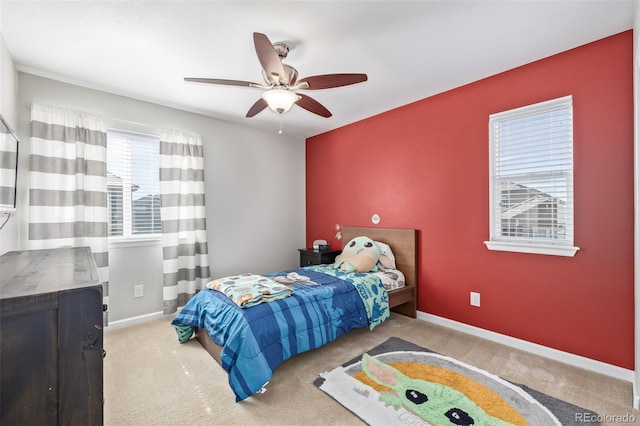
[263,63,298,86]
[273,42,289,59]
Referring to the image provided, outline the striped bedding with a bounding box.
[171,265,390,401]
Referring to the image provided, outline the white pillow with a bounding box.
[375,241,396,270]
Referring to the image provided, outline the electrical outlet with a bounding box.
[134,285,144,298]
[470,291,480,307]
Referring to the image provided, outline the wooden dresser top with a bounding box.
[0,247,100,300]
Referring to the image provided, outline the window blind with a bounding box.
[107,129,160,237]
[488,96,575,248]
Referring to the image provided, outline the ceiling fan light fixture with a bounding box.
[262,88,299,114]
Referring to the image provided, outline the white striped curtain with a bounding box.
[159,128,210,314]
[0,115,19,211]
[29,104,109,323]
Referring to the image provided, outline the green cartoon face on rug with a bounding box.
[360,353,513,426]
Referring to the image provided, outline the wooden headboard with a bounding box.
[341,226,417,287]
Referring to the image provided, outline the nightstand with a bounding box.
[298,248,341,267]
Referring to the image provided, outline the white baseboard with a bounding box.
[104,311,166,331]
[417,311,634,384]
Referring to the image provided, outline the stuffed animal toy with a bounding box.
[333,236,392,273]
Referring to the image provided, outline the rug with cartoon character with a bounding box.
[314,337,600,426]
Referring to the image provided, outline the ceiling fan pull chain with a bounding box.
[278,114,284,134]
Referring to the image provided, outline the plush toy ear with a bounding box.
[378,254,393,269]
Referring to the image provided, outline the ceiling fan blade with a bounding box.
[295,94,332,118]
[246,98,268,118]
[184,77,263,88]
[296,73,368,90]
[253,32,286,82]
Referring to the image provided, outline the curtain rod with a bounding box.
[0,114,19,142]
[105,117,160,138]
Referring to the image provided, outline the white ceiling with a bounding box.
[0,1,636,139]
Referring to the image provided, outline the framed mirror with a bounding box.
[0,114,19,212]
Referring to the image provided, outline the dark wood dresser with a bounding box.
[0,247,103,425]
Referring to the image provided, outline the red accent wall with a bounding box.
[306,31,634,369]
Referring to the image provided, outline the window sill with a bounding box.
[109,236,162,248]
[484,241,579,257]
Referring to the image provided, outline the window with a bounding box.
[107,129,161,238]
[484,96,579,256]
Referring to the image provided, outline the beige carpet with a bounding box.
[104,313,637,425]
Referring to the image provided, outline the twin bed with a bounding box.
[171,226,417,401]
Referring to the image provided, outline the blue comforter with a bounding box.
[171,265,389,401]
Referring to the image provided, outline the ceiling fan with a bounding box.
[184,32,368,119]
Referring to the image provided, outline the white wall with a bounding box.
[0,29,19,255]
[16,72,306,322]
